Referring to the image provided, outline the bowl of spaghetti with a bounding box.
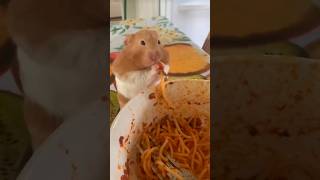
[110,79,210,180]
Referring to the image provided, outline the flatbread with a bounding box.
[164,44,209,76]
[213,55,320,179]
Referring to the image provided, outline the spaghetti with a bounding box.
[136,108,210,179]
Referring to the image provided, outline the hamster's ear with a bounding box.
[124,34,135,46]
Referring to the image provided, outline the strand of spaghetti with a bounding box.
[178,135,190,153]
[167,141,174,157]
[178,163,190,169]
[141,149,149,177]
[184,138,194,144]
[159,138,169,161]
[198,148,206,162]
[177,140,182,153]
[179,118,191,153]
[191,158,201,168]
[167,137,178,155]
[148,148,159,179]
[181,159,191,168]
[156,161,183,180]
[174,129,180,136]
[161,126,169,132]
[156,123,161,137]
[160,133,179,137]
[146,149,155,177]
[174,154,189,161]
[143,133,150,149]
[195,151,204,172]
[142,147,158,178]
[172,115,191,138]
[166,137,176,144]
[198,166,209,180]
[191,132,197,171]
[166,119,172,132]
[172,152,189,157]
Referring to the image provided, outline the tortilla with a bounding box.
[213,55,320,179]
[164,44,210,76]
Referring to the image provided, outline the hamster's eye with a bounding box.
[158,40,161,45]
[140,40,146,46]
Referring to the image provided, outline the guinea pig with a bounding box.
[7,0,107,149]
[111,30,169,108]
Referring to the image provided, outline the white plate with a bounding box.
[110,80,210,180]
[110,88,158,180]
[17,100,108,180]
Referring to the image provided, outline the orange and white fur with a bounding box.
[111,30,169,108]
[7,0,107,149]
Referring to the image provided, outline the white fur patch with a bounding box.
[17,28,107,119]
[162,63,170,75]
[115,68,160,99]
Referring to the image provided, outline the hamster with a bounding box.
[111,30,169,108]
[7,0,107,149]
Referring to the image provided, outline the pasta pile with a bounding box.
[136,109,210,180]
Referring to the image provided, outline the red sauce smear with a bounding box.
[125,160,130,175]
[121,159,130,180]
[148,93,156,99]
[120,174,128,180]
[157,63,164,71]
[119,136,124,147]
[124,136,129,143]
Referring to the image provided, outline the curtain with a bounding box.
[135,0,160,18]
[160,0,173,20]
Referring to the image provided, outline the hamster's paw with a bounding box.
[151,64,162,75]
[147,65,161,88]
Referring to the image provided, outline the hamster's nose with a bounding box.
[149,52,160,62]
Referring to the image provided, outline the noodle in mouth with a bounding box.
[136,108,210,180]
